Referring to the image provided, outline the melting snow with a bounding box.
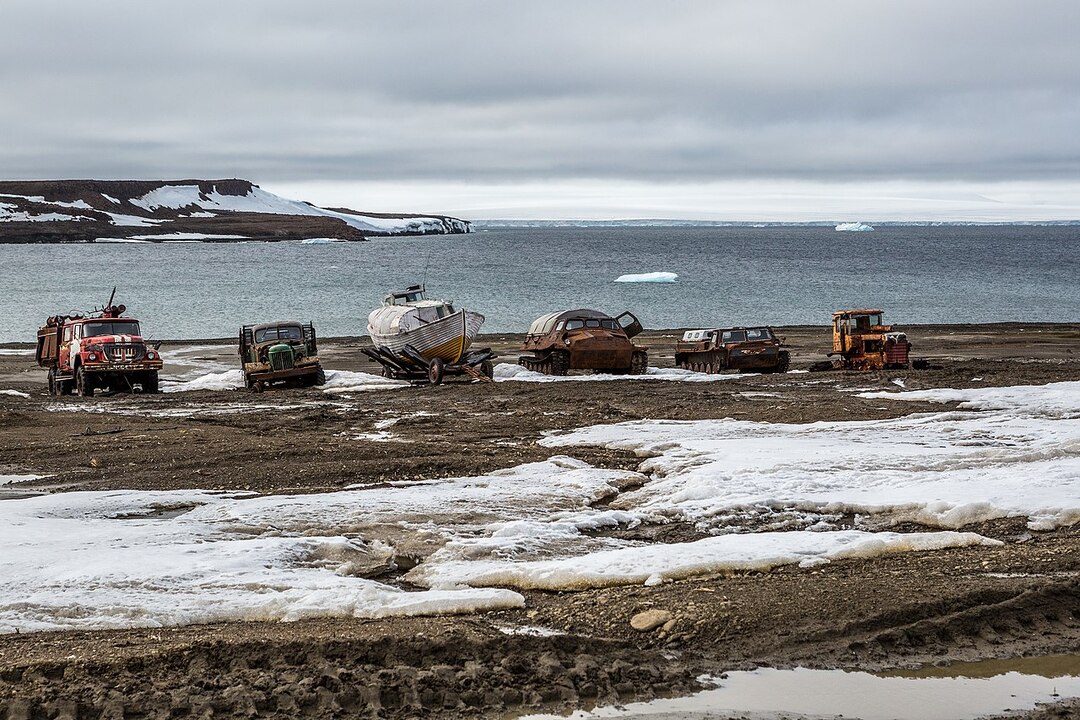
[541,381,1080,531]
[0,390,30,398]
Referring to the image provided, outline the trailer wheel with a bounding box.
[143,371,159,394]
[480,360,494,379]
[428,357,445,385]
[75,366,94,397]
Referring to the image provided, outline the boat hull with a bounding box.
[368,309,484,364]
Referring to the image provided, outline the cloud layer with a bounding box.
[3,1,1079,185]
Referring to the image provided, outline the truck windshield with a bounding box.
[83,321,141,338]
[722,330,748,343]
[255,326,303,343]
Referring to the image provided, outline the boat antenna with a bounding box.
[421,248,432,291]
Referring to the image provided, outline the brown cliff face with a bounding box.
[0,179,470,243]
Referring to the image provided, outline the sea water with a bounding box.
[0,225,1077,343]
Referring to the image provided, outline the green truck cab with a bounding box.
[239,321,325,391]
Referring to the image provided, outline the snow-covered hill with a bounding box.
[0,179,471,243]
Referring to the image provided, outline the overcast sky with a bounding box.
[3,1,1079,219]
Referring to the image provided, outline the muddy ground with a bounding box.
[0,324,1078,719]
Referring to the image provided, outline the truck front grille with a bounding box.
[105,344,145,362]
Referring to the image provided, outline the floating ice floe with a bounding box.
[541,380,1080,531]
[835,222,874,232]
[494,363,753,383]
[300,237,346,244]
[614,271,678,283]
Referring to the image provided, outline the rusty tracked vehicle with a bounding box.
[813,309,923,371]
[519,309,647,375]
[36,293,162,396]
[239,321,325,391]
[674,326,790,373]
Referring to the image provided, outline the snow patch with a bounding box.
[0,390,30,398]
[320,370,409,393]
[413,530,1000,590]
[161,369,245,393]
[0,474,40,486]
[127,232,249,241]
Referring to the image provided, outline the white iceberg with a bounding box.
[614,271,678,283]
[835,222,874,232]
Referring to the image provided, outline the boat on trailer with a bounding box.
[364,285,493,384]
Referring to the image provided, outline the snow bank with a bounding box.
[0,457,637,633]
[494,363,753,383]
[614,272,678,283]
[162,369,245,393]
[541,381,1080,531]
[0,390,30,398]
[413,530,999,590]
[0,349,33,355]
[835,222,874,231]
[321,370,409,393]
[0,474,40,486]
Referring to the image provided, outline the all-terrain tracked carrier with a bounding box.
[519,309,647,375]
[36,291,162,396]
[675,326,789,373]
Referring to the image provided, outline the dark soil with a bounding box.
[0,324,1078,719]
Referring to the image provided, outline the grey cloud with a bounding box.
[1,1,1078,183]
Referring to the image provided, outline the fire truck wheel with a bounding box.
[47,368,57,396]
[75,366,94,397]
[143,372,159,394]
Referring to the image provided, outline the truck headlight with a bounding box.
[88,352,98,361]
[146,351,157,360]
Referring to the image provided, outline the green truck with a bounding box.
[239,321,325,391]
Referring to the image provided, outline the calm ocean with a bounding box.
[0,225,1077,343]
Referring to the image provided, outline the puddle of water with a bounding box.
[522,658,1080,720]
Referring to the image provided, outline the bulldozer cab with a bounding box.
[615,311,643,339]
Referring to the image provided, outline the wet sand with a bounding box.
[0,323,1078,719]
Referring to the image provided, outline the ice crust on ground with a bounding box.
[0,475,40,486]
[0,390,30,398]
[835,222,874,231]
[159,367,406,394]
[494,364,755,383]
[614,272,678,283]
[412,530,1000,590]
[0,457,635,633]
[541,381,1080,531]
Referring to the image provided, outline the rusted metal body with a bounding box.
[818,308,913,371]
[674,326,789,373]
[519,309,647,375]
[35,296,162,396]
[239,321,325,391]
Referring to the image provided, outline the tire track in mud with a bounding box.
[789,580,1080,669]
[0,624,702,719]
